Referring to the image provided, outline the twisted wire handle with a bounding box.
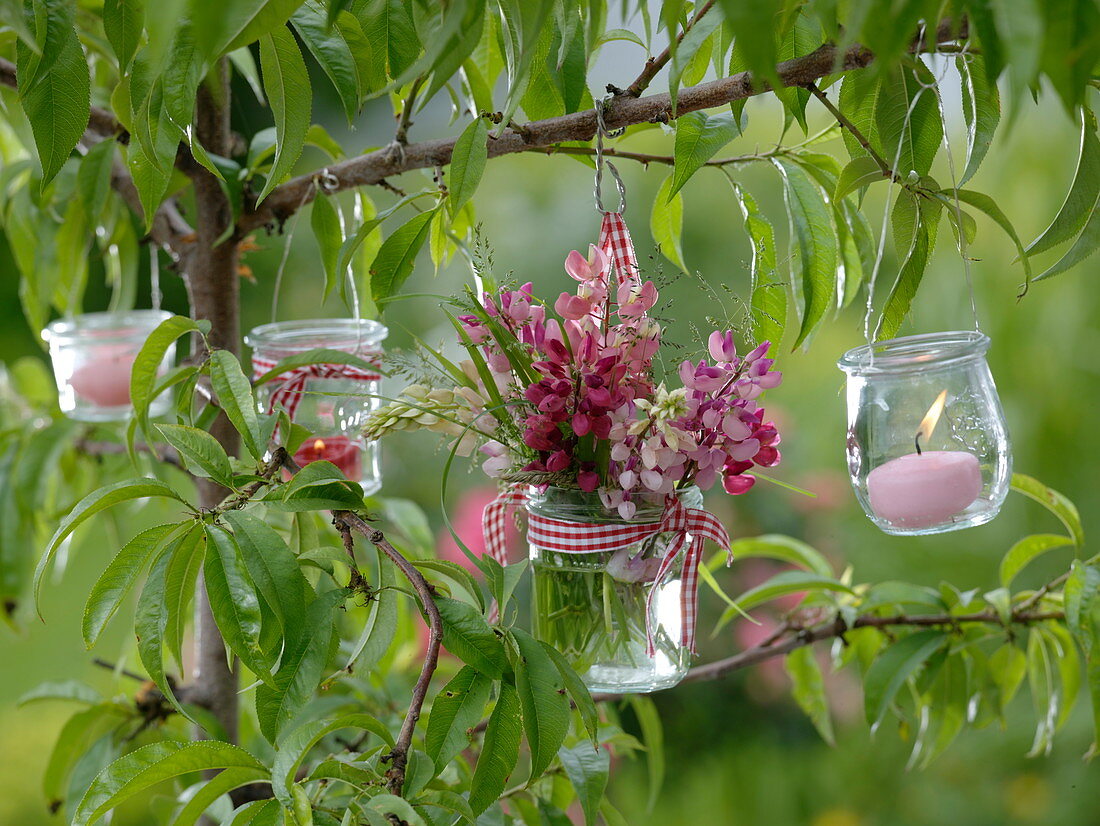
[593,96,627,215]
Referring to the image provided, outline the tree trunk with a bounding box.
[187,62,241,745]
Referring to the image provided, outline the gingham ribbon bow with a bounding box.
[483,485,730,655]
[251,356,382,419]
[598,211,641,287]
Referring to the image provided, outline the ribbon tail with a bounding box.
[680,539,704,655]
[644,531,687,657]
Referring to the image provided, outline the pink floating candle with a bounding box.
[867,450,982,528]
[68,345,135,407]
[291,436,363,481]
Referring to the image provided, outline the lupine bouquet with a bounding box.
[364,242,784,509]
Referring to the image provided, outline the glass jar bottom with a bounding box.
[583,655,688,693]
[870,495,1002,536]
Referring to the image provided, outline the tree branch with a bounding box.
[332,511,443,795]
[521,144,782,167]
[623,0,718,98]
[593,607,1063,702]
[240,18,966,233]
[806,82,898,181]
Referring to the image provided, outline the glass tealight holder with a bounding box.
[837,331,1012,535]
[43,310,174,422]
[246,319,387,495]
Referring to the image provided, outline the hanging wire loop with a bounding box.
[593,96,628,215]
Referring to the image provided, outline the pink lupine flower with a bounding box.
[605,546,663,583]
[555,292,592,321]
[708,330,737,362]
[565,244,610,283]
[617,280,659,318]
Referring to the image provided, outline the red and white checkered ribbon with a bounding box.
[483,485,730,655]
[251,356,382,420]
[598,211,640,287]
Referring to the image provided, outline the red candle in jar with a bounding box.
[291,436,362,481]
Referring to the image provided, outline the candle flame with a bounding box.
[313,438,326,452]
[917,391,948,443]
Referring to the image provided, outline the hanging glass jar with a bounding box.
[527,485,702,693]
[43,310,174,422]
[246,319,387,495]
[837,331,1012,535]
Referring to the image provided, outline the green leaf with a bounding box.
[18,680,102,707]
[364,794,427,826]
[717,0,780,90]
[82,522,187,648]
[863,630,947,730]
[131,315,209,451]
[1011,473,1085,547]
[558,743,609,826]
[1027,627,1056,757]
[449,118,489,219]
[103,0,144,70]
[204,525,272,682]
[650,175,688,273]
[257,25,311,203]
[938,188,1032,283]
[222,511,311,641]
[255,587,346,742]
[425,665,493,769]
[999,533,1075,588]
[77,139,117,222]
[72,740,265,826]
[34,478,187,610]
[359,0,421,80]
[170,767,271,826]
[291,1,364,122]
[726,534,833,578]
[435,596,508,678]
[733,569,853,613]
[541,641,599,744]
[668,111,738,199]
[834,156,885,201]
[135,542,181,715]
[667,12,721,111]
[1033,203,1100,281]
[1026,109,1100,257]
[913,651,968,768]
[156,424,235,487]
[838,64,942,178]
[1065,560,1100,655]
[209,349,265,460]
[312,194,345,299]
[193,0,307,55]
[958,55,1001,185]
[369,208,437,307]
[511,628,569,781]
[773,158,836,348]
[469,682,523,815]
[42,705,126,811]
[344,544,397,670]
[785,646,835,745]
[271,460,365,511]
[17,0,90,186]
[732,184,786,348]
[272,714,393,807]
[877,190,941,340]
[162,525,207,675]
[628,695,663,811]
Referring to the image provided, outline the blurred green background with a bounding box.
[2,55,1099,825]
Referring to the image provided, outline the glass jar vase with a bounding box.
[43,310,174,422]
[246,319,387,495]
[837,331,1012,535]
[527,485,703,693]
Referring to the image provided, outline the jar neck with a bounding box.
[525,485,703,523]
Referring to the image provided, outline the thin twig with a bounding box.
[277,453,443,795]
[214,447,287,513]
[806,81,899,181]
[594,608,1064,701]
[92,657,148,683]
[395,76,425,145]
[335,520,371,595]
[624,0,718,98]
[76,439,183,469]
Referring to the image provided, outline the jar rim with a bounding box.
[525,484,703,524]
[42,310,173,342]
[245,319,388,354]
[837,331,990,375]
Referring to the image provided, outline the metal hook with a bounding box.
[594,96,627,215]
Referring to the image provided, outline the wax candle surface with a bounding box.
[69,347,135,407]
[867,450,982,529]
[292,436,363,481]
